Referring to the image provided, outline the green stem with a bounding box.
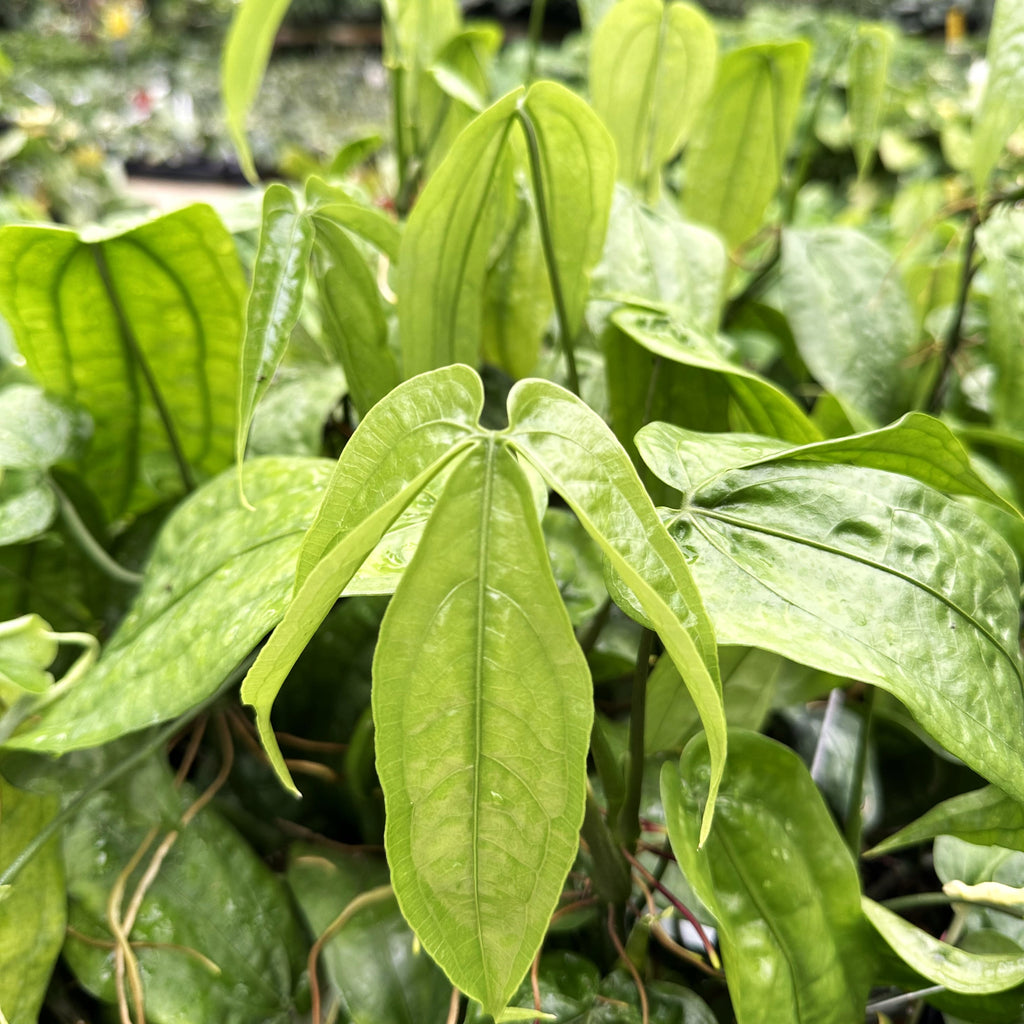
[926,211,979,414]
[865,986,946,1019]
[882,892,1024,921]
[0,667,243,889]
[581,787,633,905]
[91,244,196,494]
[51,481,143,586]
[516,106,581,396]
[390,64,411,216]
[524,0,549,85]
[845,684,875,854]
[618,629,655,849]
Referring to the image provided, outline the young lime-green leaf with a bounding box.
[505,379,723,844]
[868,787,1024,857]
[375,441,592,1018]
[305,177,401,261]
[590,0,716,198]
[777,226,919,424]
[312,217,400,416]
[287,848,452,1024]
[977,210,1024,436]
[662,731,872,1024]
[236,184,315,478]
[516,82,616,341]
[296,364,485,588]
[0,385,82,472]
[0,779,64,1024]
[5,457,331,753]
[972,0,1024,192]
[682,41,809,250]
[327,133,384,178]
[221,0,293,183]
[63,757,306,1022]
[612,309,820,444]
[864,897,1024,995]
[848,24,894,179]
[0,208,245,517]
[398,90,521,377]
[639,428,1024,804]
[0,614,58,701]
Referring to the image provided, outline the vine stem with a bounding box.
[91,244,196,496]
[51,480,143,586]
[618,629,655,849]
[524,0,548,85]
[580,788,632,905]
[516,106,581,396]
[308,885,394,1023]
[606,905,650,1024]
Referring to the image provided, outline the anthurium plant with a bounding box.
[2,0,1024,1022]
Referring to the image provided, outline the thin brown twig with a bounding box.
[172,717,208,786]
[606,905,649,1024]
[444,986,461,1024]
[65,927,222,974]
[274,732,348,755]
[531,952,543,1022]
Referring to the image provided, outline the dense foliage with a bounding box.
[3,1,1024,1022]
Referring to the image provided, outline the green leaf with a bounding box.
[63,756,306,1023]
[517,82,616,342]
[0,778,64,1024]
[612,309,820,444]
[977,210,1024,435]
[868,787,1024,857]
[221,0,293,182]
[245,367,484,789]
[972,0,1024,192]
[848,24,893,180]
[593,187,728,334]
[312,217,400,415]
[864,897,1024,995]
[4,457,332,753]
[505,379,723,844]
[590,0,717,198]
[0,384,82,471]
[0,208,246,518]
[0,472,56,547]
[305,177,402,261]
[777,226,919,424]
[662,731,872,1024]
[374,441,592,1017]
[0,614,58,702]
[398,90,520,376]
[248,365,347,458]
[287,847,452,1024]
[682,41,809,250]
[639,426,1024,805]
[236,184,316,477]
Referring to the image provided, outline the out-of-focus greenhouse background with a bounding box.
[0,0,1004,223]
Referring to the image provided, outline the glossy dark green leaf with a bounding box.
[287,846,452,1024]
[374,442,592,1017]
[612,309,820,444]
[972,0,1024,191]
[590,0,717,198]
[848,24,893,179]
[63,756,306,1023]
[221,0,292,181]
[864,897,1024,995]
[0,384,82,471]
[236,184,315,473]
[312,217,400,415]
[5,457,332,753]
[777,226,918,424]
[639,425,1024,804]
[682,42,809,250]
[505,379,724,843]
[977,210,1024,435]
[0,208,246,517]
[0,778,64,1024]
[869,786,1024,857]
[245,367,484,788]
[662,730,872,1024]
